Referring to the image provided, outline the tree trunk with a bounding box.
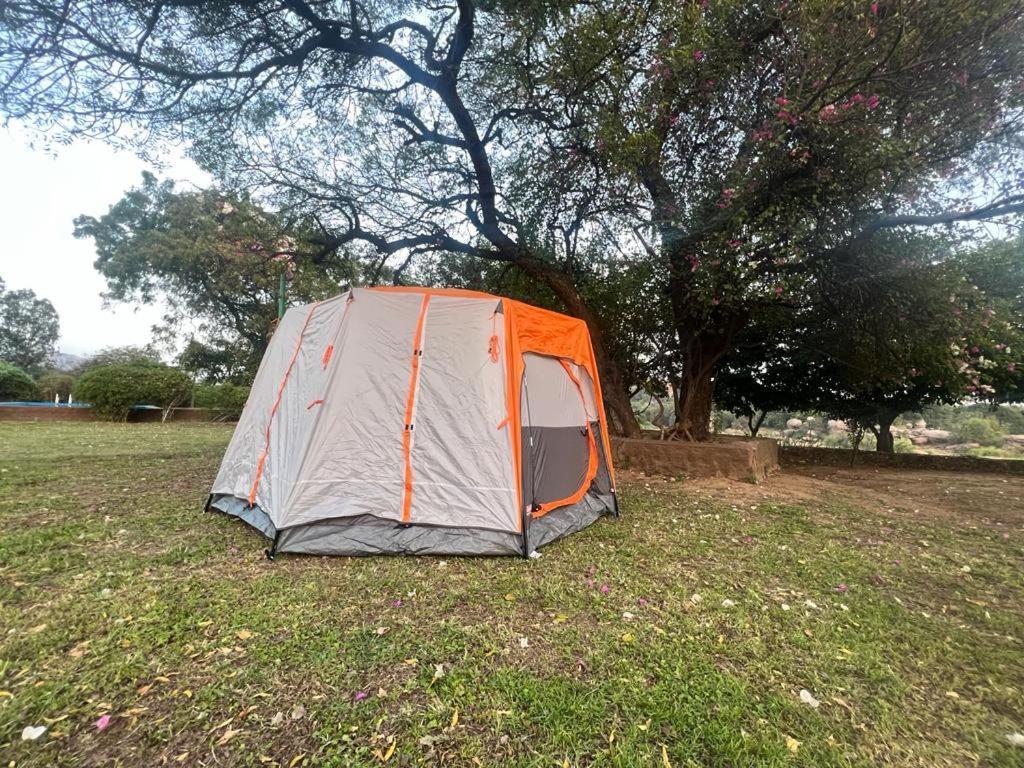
[874,412,898,453]
[677,359,716,440]
[516,259,642,438]
[672,322,743,441]
[748,409,766,437]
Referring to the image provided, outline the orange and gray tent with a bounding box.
[207,286,618,557]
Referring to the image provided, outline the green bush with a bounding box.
[0,360,38,401]
[35,371,75,401]
[73,363,192,421]
[894,437,915,453]
[954,416,1006,447]
[193,382,250,416]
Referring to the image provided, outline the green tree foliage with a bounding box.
[489,0,1024,437]
[73,363,192,421]
[716,234,1024,450]
[1,2,1022,438]
[73,174,357,382]
[0,0,648,435]
[955,416,1007,447]
[0,360,38,401]
[193,383,251,418]
[0,278,59,374]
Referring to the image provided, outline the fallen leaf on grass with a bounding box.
[1006,732,1024,747]
[784,735,801,754]
[831,697,852,712]
[136,683,153,696]
[216,727,241,746]
[236,629,254,641]
[269,712,284,727]
[209,716,235,733]
[289,754,306,767]
[450,709,459,728]
[661,743,672,767]
[291,704,306,720]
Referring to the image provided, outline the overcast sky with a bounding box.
[0,124,209,356]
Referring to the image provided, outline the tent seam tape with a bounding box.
[400,294,431,523]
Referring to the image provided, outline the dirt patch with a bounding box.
[622,467,1024,529]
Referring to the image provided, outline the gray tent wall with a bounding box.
[208,288,616,556]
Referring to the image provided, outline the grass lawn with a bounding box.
[1,422,1023,767]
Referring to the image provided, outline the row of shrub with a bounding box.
[0,359,250,421]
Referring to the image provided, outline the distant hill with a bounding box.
[51,351,88,371]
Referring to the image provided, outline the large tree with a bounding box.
[493,0,1024,438]
[0,277,59,373]
[716,233,1024,451]
[0,0,644,434]
[74,173,357,381]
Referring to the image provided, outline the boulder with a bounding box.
[918,428,952,443]
[914,419,927,429]
[827,419,847,433]
[786,418,803,429]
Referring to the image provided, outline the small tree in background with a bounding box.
[35,371,75,402]
[0,361,38,401]
[715,234,1024,451]
[0,278,59,374]
[74,174,358,383]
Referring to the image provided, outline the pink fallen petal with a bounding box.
[835,583,849,593]
[600,584,610,594]
[95,715,111,731]
[353,691,368,702]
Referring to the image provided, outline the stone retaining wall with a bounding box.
[612,436,779,483]
[780,445,1024,475]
